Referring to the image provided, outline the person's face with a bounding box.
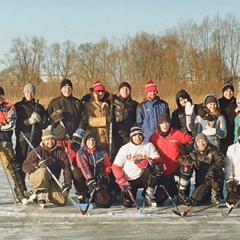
[132,134,143,145]
[196,139,207,151]
[24,91,35,102]
[86,137,96,149]
[179,97,188,107]
[159,121,170,132]
[223,88,234,100]
[147,91,157,101]
[206,102,217,113]
[0,94,4,103]
[43,138,56,149]
[61,86,73,97]
[119,87,130,99]
[95,90,105,100]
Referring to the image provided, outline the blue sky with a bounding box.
[1,0,240,63]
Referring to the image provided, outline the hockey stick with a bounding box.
[182,180,207,217]
[127,188,139,210]
[108,93,114,163]
[20,131,92,211]
[221,198,239,218]
[0,157,18,205]
[159,185,182,217]
[27,99,39,154]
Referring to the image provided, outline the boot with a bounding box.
[211,189,222,208]
[177,190,189,206]
[145,187,157,207]
[36,191,46,204]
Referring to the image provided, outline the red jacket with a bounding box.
[149,128,192,176]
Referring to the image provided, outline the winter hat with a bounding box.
[60,79,73,89]
[222,81,234,94]
[203,94,219,107]
[23,83,36,94]
[41,130,56,141]
[144,80,158,95]
[236,93,240,103]
[195,133,208,144]
[118,82,131,92]
[91,80,105,92]
[83,130,96,146]
[0,87,5,95]
[129,125,143,138]
[157,113,171,125]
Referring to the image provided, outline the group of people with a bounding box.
[0,78,240,211]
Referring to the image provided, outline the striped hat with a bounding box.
[130,126,143,138]
[41,130,56,141]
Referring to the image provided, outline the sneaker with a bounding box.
[145,187,157,207]
[177,190,189,206]
[37,192,46,204]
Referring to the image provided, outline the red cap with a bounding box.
[92,80,105,92]
[144,80,158,95]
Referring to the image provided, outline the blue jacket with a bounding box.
[136,97,170,141]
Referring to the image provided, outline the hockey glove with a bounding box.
[202,125,216,136]
[86,178,100,194]
[50,110,63,123]
[97,173,110,184]
[226,180,237,193]
[61,184,71,197]
[185,101,194,116]
[116,177,131,192]
[70,129,85,152]
[134,157,154,170]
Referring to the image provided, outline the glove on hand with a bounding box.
[185,101,194,116]
[61,184,71,197]
[28,112,41,125]
[226,180,237,193]
[50,110,63,122]
[97,173,110,184]
[86,178,100,194]
[38,159,50,168]
[202,125,216,136]
[134,157,154,170]
[0,122,14,131]
[70,129,85,152]
[116,177,131,192]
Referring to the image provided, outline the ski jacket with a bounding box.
[225,142,240,183]
[84,91,110,150]
[0,101,16,142]
[15,97,49,144]
[47,94,87,140]
[136,97,170,141]
[149,128,192,176]
[22,143,72,185]
[112,141,160,181]
[234,115,240,143]
[178,143,226,186]
[77,145,111,180]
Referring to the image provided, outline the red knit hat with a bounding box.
[92,80,105,92]
[144,80,158,95]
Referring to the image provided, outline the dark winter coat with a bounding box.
[137,97,170,141]
[15,97,49,144]
[22,144,72,185]
[178,143,226,186]
[218,96,237,154]
[113,94,138,153]
[47,94,87,140]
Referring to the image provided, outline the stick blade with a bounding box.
[172,210,182,217]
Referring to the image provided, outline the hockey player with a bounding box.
[178,133,226,208]
[112,125,163,207]
[76,130,117,207]
[0,87,27,203]
[15,83,49,198]
[22,130,72,206]
[224,128,240,208]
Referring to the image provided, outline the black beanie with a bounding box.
[60,79,73,89]
[118,82,131,92]
[222,81,234,94]
[0,87,5,95]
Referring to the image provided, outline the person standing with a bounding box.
[178,133,226,208]
[233,92,240,143]
[47,79,87,197]
[15,83,49,198]
[112,82,138,156]
[22,130,72,206]
[136,80,170,141]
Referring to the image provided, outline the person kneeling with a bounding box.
[22,130,72,206]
